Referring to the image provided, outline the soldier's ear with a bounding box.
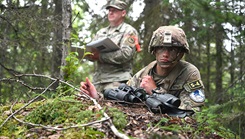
[122,10,126,17]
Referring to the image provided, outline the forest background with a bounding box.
[0,0,244,138]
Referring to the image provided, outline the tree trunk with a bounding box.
[215,24,223,104]
[52,0,63,85]
[230,28,235,98]
[61,0,72,80]
[206,30,211,98]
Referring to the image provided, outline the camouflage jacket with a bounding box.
[127,60,205,110]
[92,22,140,85]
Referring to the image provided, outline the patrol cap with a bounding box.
[148,26,190,54]
[106,0,127,10]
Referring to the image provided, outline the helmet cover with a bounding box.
[148,26,190,54]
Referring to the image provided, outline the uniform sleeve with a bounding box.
[99,28,139,64]
[126,67,145,87]
[178,69,205,111]
[99,44,136,64]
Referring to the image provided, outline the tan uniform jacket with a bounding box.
[92,22,140,86]
[127,60,205,110]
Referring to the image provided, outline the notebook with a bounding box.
[86,38,120,52]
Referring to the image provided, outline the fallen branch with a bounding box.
[77,94,130,139]
[0,78,54,91]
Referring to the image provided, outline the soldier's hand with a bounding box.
[90,48,100,61]
[80,77,99,99]
[140,75,156,95]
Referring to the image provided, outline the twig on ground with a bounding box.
[77,93,130,139]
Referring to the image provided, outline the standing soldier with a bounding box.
[87,0,140,94]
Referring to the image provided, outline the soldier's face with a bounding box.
[107,7,126,24]
[155,47,183,68]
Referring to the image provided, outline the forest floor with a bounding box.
[0,95,232,139]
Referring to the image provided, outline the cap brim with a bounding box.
[106,5,123,10]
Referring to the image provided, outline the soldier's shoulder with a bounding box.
[123,23,138,32]
[96,27,108,34]
[179,61,199,71]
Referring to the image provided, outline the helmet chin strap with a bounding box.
[170,52,181,64]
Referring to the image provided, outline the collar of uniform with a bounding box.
[106,22,125,33]
[149,63,170,86]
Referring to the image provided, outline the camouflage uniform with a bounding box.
[127,26,205,110]
[92,1,140,92]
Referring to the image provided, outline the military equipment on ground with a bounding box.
[103,83,194,117]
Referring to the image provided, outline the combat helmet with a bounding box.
[148,26,190,54]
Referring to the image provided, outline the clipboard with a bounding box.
[86,38,120,52]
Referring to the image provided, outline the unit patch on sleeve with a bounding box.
[189,89,205,103]
[184,79,203,92]
[125,35,136,47]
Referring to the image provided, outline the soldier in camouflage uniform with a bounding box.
[87,0,140,93]
[81,26,205,111]
[127,26,205,110]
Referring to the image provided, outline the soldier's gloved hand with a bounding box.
[80,77,99,99]
[140,75,156,95]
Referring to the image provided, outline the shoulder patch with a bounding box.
[184,80,203,92]
[124,35,135,47]
[189,89,205,103]
[128,37,135,44]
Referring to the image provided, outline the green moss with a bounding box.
[107,107,127,130]
[24,97,101,125]
[0,115,22,137]
[0,96,105,138]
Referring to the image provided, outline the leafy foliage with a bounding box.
[148,107,236,138]
[206,96,245,139]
